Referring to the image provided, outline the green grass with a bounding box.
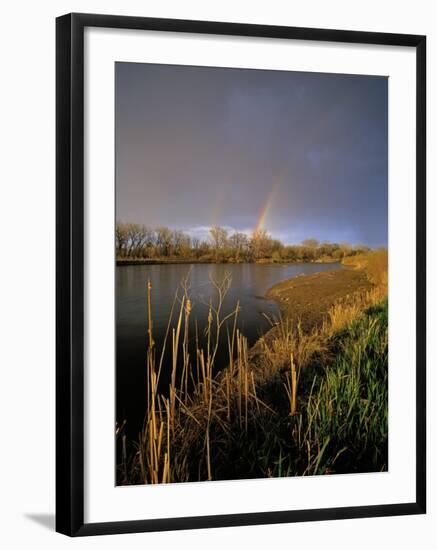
[203,300,388,480]
[296,299,388,475]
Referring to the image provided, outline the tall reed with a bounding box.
[118,257,388,484]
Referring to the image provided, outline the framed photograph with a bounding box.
[56,13,426,536]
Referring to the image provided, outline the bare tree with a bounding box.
[209,226,229,260]
[115,222,129,257]
[172,230,191,257]
[339,241,352,258]
[251,229,274,260]
[115,221,372,264]
[301,238,319,249]
[156,226,173,257]
[127,223,151,257]
[229,232,249,261]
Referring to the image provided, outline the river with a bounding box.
[116,262,341,436]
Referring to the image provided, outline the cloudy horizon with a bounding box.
[115,62,388,248]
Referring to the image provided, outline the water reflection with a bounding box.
[116,262,340,435]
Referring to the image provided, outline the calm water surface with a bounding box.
[116,262,341,436]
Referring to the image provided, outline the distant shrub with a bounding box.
[272,250,282,262]
[198,253,214,262]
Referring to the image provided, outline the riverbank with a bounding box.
[265,268,372,332]
[118,253,388,484]
[116,257,340,266]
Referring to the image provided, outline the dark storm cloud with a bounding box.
[115,63,388,247]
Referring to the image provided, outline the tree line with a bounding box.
[116,222,371,263]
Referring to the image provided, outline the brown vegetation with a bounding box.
[343,248,388,288]
[117,250,388,484]
[116,222,371,264]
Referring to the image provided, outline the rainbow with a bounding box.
[254,179,281,234]
[210,187,225,228]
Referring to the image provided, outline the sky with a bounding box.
[115,62,388,247]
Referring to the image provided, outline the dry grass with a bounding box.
[118,254,388,484]
[324,285,386,335]
[343,248,388,288]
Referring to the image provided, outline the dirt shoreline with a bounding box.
[265,268,372,332]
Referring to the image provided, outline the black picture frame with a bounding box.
[56,12,426,537]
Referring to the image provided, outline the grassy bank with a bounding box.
[117,252,388,484]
